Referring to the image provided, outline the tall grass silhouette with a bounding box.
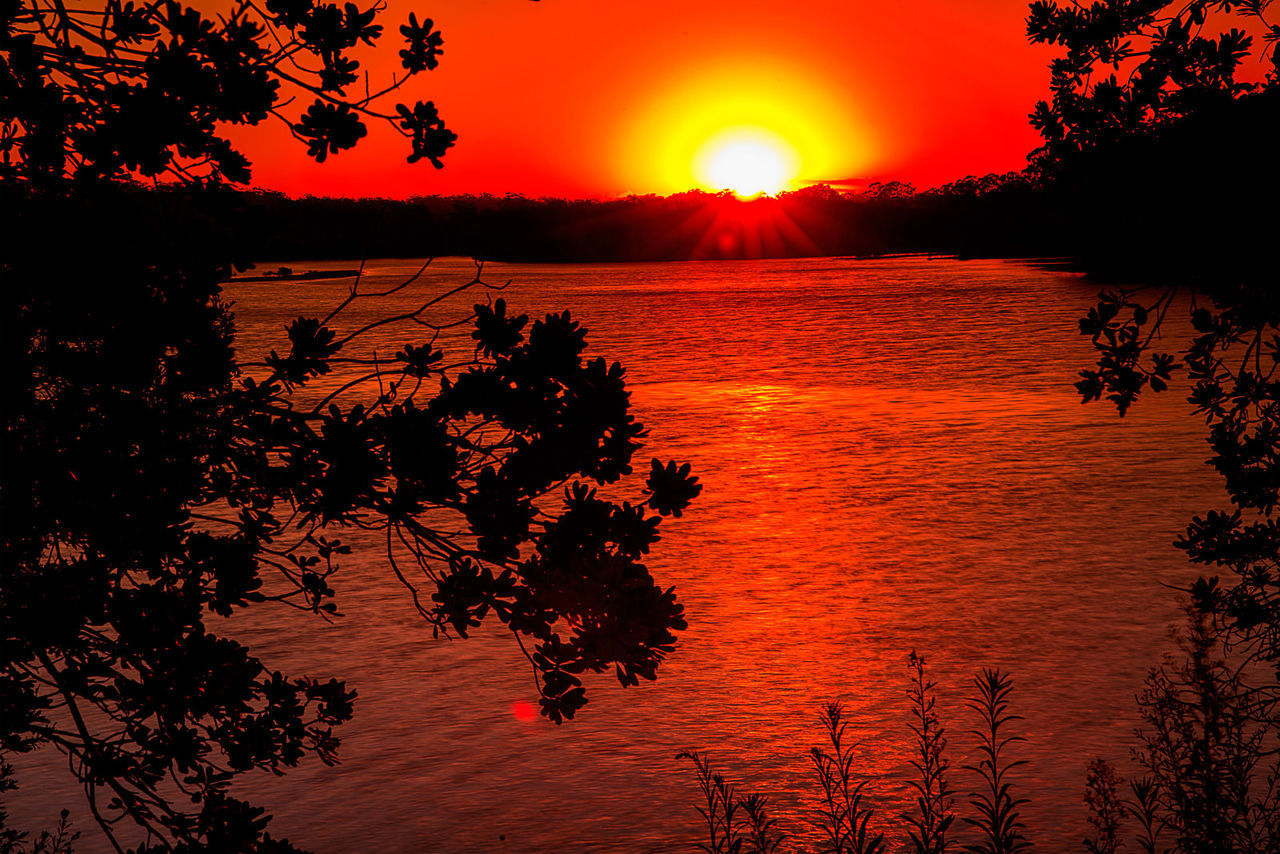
[809,702,887,854]
[683,610,1280,853]
[681,655,1031,854]
[904,651,955,853]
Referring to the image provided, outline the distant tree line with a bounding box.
[48,173,1064,266]
[94,64,1267,271]
[9,65,1271,270]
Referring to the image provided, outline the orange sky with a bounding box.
[235,0,1056,199]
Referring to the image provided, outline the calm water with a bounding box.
[14,257,1221,852]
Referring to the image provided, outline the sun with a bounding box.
[693,127,801,197]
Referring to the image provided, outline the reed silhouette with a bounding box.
[681,634,1278,852]
[962,670,1031,854]
[680,656,1032,854]
[810,702,887,854]
[904,651,955,853]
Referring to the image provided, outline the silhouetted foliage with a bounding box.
[1070,264,1280,689]
[1025,4,1280,849]
[1133,608,1279,853]
[0,762,77,853]
[865,180,916,200]
[1,0,455,184]
[679,644,1277,851]
[1069,608,1280,853]
[1025,0,1278,283]
[739,794,787,854]
[810,702,887,854]
[680,751,748,854]
[676,752,785,854]
[1128,776,1169,854]
[1026,0,1276,172]
[1,0,699,850]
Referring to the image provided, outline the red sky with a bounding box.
[235,0,1058,199]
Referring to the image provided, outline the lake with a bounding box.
[12,256,1220,852]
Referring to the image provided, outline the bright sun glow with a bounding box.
[694,128,800,196]
[615,61,875,195]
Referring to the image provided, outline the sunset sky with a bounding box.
[237,0,1057,199]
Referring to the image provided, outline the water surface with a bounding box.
[16,257,1219,852]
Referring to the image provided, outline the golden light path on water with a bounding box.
[11,257,1220,853]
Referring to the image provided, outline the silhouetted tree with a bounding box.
[1028,0,1280,663]
[1025,0,1278,277]
[1,1,699,850]
[1026,0,1276,173]
[1029,1,1280,844]
[864,181,915,200]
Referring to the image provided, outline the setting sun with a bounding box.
[614,61,875,196]
[694,128,800,196]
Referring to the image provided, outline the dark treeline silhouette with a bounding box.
[62,61,1273,271]
[1032,85,1278,287]
[66,175,1067,265]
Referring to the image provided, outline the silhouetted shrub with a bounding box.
[1082,759,1123,854]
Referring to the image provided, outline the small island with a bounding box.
[228,266,362,283]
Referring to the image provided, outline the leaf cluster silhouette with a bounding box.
[1,0,455,186]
